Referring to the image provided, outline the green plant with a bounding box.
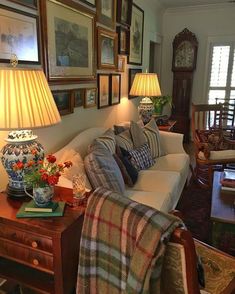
[151,95,172,108]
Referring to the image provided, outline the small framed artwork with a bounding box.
[96,0,116,29]
[40,0,96,83]
[110,74,121,105]
[98,74,110,109]
[79,0,96,8]
[117,55,125,72]
[117,26,129,55]
[0,4,40,64]
[116,0,132,27]
[84,88,97,108]
[8,0,38,9]
[97,27,118,70]
[128,3,144,65]
[128,68,142,99]
[73,89,85,107]
[53,90,74,115]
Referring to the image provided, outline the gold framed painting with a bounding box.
[96,0,116,30]
[40,0,96,83]
[97,27,118,70]
[72,89,85,107]
[84,88,97,108]
[52,90,74,115]
[98,74,110,109]
[128,3,144,65]
[110,74,121,105]
[117,55,125,72]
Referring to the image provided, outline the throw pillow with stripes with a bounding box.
[115,129,134,151]
[129,143,155,171]
[93,129,116,154]
[143,118,161,159]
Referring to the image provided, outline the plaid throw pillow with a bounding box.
[128,143,155,171]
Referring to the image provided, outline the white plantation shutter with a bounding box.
[208,43,235,104]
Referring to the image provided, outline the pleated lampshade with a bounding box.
[0,68,61,130]
[129,73,162,97]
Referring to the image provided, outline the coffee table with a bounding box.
[211,171,235,255]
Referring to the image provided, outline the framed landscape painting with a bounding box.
[110,74,121,105]
[96,0,116,29]
[0,4,39,64]
[40,0,95,83]
[128,3,144,65]
[116,0,132,27]
[53,90,74,115]
[128,68,142,99]
[73,89,84,107]
[84,88,97,108]
[98,74,110,109]
[97,27,118,70]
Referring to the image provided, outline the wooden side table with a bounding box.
[158,120,177,132]
[0,186,84,294]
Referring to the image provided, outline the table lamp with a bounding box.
[129,72,162,123]
[0,67,61,197]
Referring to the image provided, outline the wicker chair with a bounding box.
[191,103,235,188]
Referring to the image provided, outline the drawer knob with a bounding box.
[33,259,39,266]
[31,241,38,248]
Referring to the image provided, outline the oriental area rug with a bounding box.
[176,180,235,257]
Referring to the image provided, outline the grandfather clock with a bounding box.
[171,28,198,142]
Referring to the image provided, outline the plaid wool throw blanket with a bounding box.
[77,187,182,294]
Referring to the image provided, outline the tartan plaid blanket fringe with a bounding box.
[76,187,182,294]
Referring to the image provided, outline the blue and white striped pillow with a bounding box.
[128,143,155,171]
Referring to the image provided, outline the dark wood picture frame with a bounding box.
[117,55,125,72]
[53,90,74,115]
[116,0,132,27]
[0,4,40,64]
[96,0,116,30]
[8,0,38,9]
[72,89,85,107]
[128,68,142,99]
[110,74,121,105]
[79,0,96,8]
[84,88,97,108]
[97,74,110,109]
[40,0,96,83]
[97,27,118,70]
[128,3,144,65]
[117,26,130,55]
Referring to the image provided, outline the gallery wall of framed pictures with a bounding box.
[1,0,145,115]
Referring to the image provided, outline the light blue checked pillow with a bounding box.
[128,143,155,171]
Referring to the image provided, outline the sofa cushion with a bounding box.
[128,143,155,171]
[84,143,125,194]
[113,154,134,187]
[130,120,147,148]
[143,118,161,159]
[115,129,134,151]
[94,128,116,154]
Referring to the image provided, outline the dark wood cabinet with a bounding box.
[0,187,84,294]
[171,28,198,142]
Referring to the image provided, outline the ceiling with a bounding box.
[159,0,234,8]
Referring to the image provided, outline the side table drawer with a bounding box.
[0,239,54,274]
[0,224,52,253]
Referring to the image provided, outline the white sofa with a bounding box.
[54,127,190,213]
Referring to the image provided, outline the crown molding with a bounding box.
[164,2,235,14]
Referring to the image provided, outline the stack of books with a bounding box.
[220,169,235,192]
[16,200,65,218]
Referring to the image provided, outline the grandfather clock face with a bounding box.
[175,41,195,69]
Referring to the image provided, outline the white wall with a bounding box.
[161,4,235,107]
[0,0,163,190]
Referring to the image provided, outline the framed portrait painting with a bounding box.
[72,89,84,107]
[98,74,110,109]
[117,26,129,55]
[8,0,38,9]
[128,3,144,65]
[84,88,97,108]
[128,68,142,99]
[40,0,95,83]
[116,0,132,27]
[110,74,121,105]
[0,4,40,64]
[97,27,118,70]
[53,90,74,115]
[96,0,116,29]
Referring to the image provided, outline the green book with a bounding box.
[24,200,58,212]
[16,202,65,218]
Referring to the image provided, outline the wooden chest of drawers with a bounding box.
[0,187,84,294]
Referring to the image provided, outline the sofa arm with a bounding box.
[159,131,185,154]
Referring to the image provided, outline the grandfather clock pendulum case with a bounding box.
[171,28,198,142]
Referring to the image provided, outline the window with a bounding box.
[208,43,235,104]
